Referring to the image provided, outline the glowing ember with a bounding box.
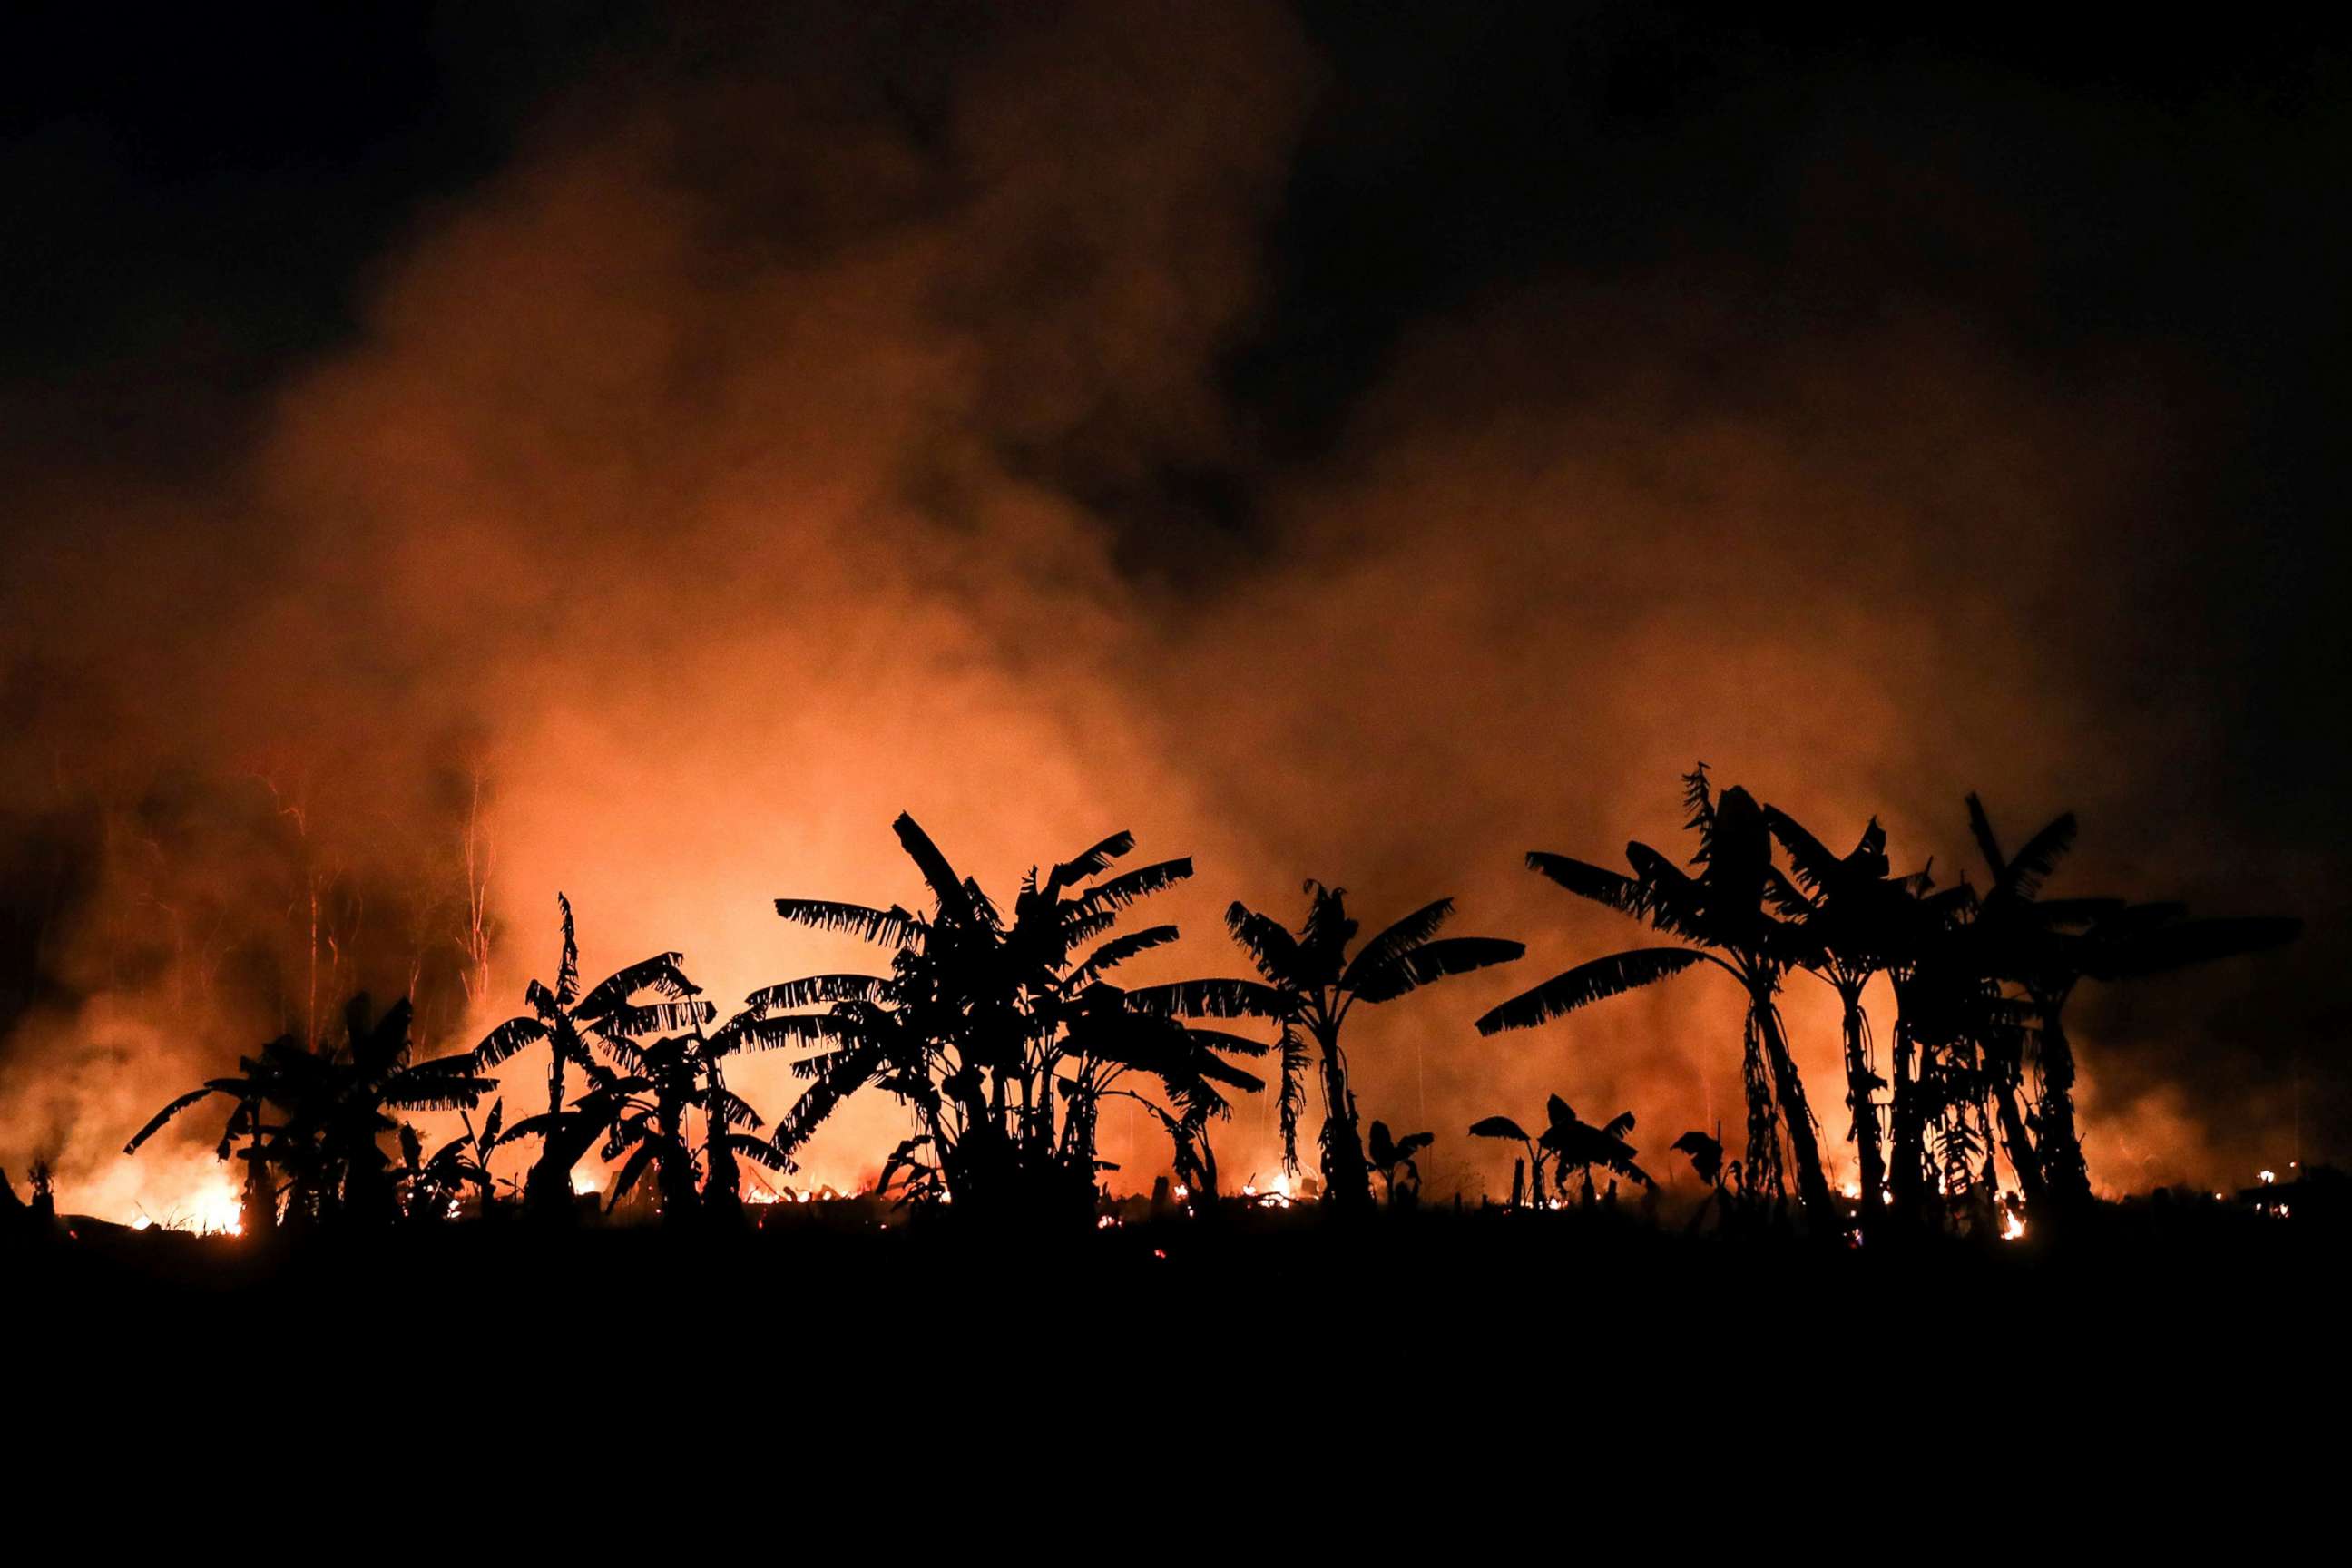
[1240,1171,1293,1209]
[747,1185,822,1205]
[573,1171,600,1196]
[2258,1169,2277,1184]
[2001,1209,2026,1241]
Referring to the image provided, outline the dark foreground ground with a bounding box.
[8,1191,2346,1528]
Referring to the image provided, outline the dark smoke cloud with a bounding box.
[3,2,2340,1216]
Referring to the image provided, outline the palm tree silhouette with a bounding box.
[1960,798,2299,1208]
[760,814,1269,1219]
[586,995,795,1224]
[1478,768,1836,1220]
[309,995,494,1225]
[1120,1079,1241,1203]
[1214,882,1521,1211]
[132,994,488,1229]
[1469,1112,1553,1207]
[471,895,716,1217]
[1949,796,2097,1206]
[1760,803,1928,1232]
[124,1045,293,1236]
[1867,862,1980,1217]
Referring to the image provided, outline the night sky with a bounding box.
[4,3,2344,1214]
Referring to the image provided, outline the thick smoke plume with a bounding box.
[2,2,2332,1218]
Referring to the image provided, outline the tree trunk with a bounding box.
[2033,1001,2093,1209]
[241,1125,277,1237]
[656,1087,697,1225]
[1838,987,1886,1236]
[1887,1018,1929,1218]
[1740,1013,1783,1203]
[1992,1078,2046,1207]
[1752,988,1835,1220]
[1316,1026,1372,1210]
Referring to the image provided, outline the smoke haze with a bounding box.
[3,2,2340,1217]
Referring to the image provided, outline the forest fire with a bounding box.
[30,762,2296,1258]
[0,4,2341,1413]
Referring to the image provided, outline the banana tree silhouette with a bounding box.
[760,814,1268,1220]
[497,1073,637,1216]
[596,1034,701,1221]
[132,995,489,1230]
[1367,1120,1435,1205]
[1671,1128,1724,1190]
[1670,1126,1737,1229]
[1952,797,2096,1205]
[124,1043,299,1237]
[470,895,714,1218]
[1477,769,1836,1220]
[693,1003,805,1220]
[397,1099,507,1220]
[1469,1112,1554,1208]
[1063,981,1267,1204]
[1211,882,1521,1211]
[129,995,486,1230]
[1867,864,1983,1216]
[1959,796,2298,1209]
[1470,1097,1647,1208]
[1543,1097,1653,1205]
[1760,804,1923,1232]
[593,1001,792,1224]
[1115,1056,1256,1204]
[307,995,495,1226]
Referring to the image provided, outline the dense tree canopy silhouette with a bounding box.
[93,793,2296,1242]
[127,994,490,1231]
[756,814,1272,1220]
